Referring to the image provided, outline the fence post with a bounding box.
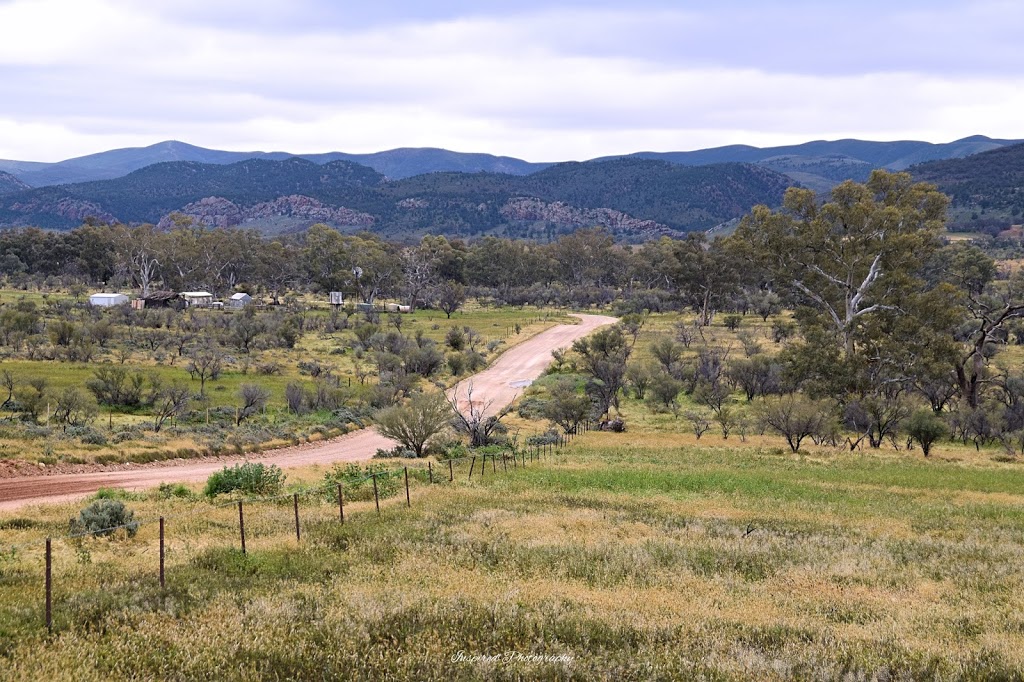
[503,454,508,472]
[468,456,476,480]
[372,474,380,514]
[293,493,301,543]
[448,459,454,482]
[45,537,52,633]
[492,455,496,473]
[159,517,165,589]
[404,467,411,507]
[480,454,486,478]
[238,500,246,555]
[338,483,345,524]
[428,462,433,484]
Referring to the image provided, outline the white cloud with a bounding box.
[0,0,1021,161]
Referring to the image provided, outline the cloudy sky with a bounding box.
[1,0,1022,162]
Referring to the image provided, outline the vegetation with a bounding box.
[203,462,286,498]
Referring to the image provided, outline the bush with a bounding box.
[907,409,947,457]
[322,462,399,501]
[154,482,195,500]
[71,499,138,538]
[204,462,286,497]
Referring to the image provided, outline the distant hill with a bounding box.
[1,136,1017,189]
[0,141,551,186]
[0,171,29,195]
[911,142,1024,231]
[0,156,795,240]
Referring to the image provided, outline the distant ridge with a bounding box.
[0,156,795,240]
[0,135,1018,190]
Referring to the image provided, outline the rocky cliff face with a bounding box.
[159,194,376,229]
[500,197,681,240]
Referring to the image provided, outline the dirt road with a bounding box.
[0,313,615,511]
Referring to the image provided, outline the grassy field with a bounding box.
[2,417,1024,679]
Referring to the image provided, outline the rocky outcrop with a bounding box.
[159,195,375,229]
[8,196,115,223]
[500,197,681,240]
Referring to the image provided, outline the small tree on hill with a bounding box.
[906,409,947,457]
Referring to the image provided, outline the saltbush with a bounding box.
[71,499,139,538]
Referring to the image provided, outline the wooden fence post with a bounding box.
[159,517,165,588]
[448,459,454,482]
[45,537,52,633]
[428,462,433,484]
[238,500,246,555]
[338,483,345,523]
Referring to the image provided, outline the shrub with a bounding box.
[71,499,138,538]
[907,409,947,457]
[204,462,285,497]
[322,463,399,501]
[154,482,195,500]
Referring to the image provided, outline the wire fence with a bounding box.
[0,423,596,633]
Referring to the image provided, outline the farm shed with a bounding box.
[141,291,180,308]
[228,292,252,309]
[181,291,214,308]
[89,293,129,307]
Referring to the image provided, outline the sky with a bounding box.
[0,0,1022,162]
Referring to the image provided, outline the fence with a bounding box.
[0,424,595,634]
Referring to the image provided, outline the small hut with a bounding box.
[181,291,214,308]
[228,292,253,309]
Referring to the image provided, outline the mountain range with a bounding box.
[0,135,1021,240]
[0,156,793,240]
[1,136,1018,189]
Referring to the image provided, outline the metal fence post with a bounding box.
[404,467,411,507]
[238,500,246,555]
[159,517,165,588]
[468,456,476,480]
[293,493,301,542]
[372,474,380,514]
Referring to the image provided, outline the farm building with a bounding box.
[89,293,129,307]
[228,292,252,309]
[141,291,180,308]
[181,291,214,307]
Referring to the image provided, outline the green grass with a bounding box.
[2,433,1024,679]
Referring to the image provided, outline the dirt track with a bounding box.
[0,313,615,511]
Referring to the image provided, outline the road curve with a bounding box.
[0,313,616,511]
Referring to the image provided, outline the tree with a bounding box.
[375,391,452,457]
[572,325,633,416]
[448,382,514,447]
[906,409,946,458]
[541,377,593,434]
[51,387,97,431]
[187,346,224,397]
[434,280,466,319]
[757,394,834,453]
[236,384,270,425]
[149,382,192,432]
[735,171,948,357]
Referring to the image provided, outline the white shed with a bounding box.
[228,292,252,309]
[181,291,214,307]
[89,293,129,307]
